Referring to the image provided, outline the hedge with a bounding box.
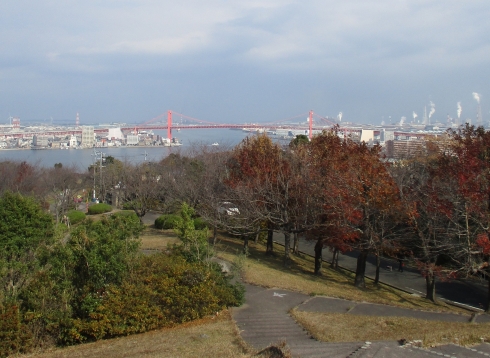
[155,214,181,229]
[112,210,138,219]
[87,203,112,215]
[66,210,86,225]
[193,217,208,230]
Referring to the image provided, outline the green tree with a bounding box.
[289,134,309,148]
[67,213,142,317]
[0,192,54,302]
[174,203,211,262]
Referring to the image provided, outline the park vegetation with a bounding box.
[0,190,243,356]
[2,124,490,355]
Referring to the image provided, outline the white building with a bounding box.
[107,127,124,140]
[81,126,95,148]
[126,134,139,145]
[69,135,78,147]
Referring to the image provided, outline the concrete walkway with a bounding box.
[232,283,490,358]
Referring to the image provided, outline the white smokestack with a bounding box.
[338,112,342,122]
[457,102,462,119]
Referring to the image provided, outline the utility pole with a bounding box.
[99,151,105,202]
[91,149,97,201]
[91,149,105,202]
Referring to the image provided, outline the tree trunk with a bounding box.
[486,275,490,313]
[374,254,381,285]
[283,232,291,267]
[425,273,437,303]
[243,235,249,255]
[354,250,368,288]
[254,230,260,243]
[266,226,274,256]
[331,248,339,269]
[314,238,323,275]
[293,232,299,255]
[212,225,217,246]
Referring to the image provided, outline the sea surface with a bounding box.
[0,129,254,170]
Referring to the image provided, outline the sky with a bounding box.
[1,1,490,126]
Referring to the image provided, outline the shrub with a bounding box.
[66,253,243,341]
[0,303,33,357]
[66,210,85,225]
[155,214,181,229]
[87,203,112,215]
[193,217,208,230]
[122,201,133,210]
[112,210,138,219]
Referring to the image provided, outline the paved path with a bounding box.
[273,233,488,311]
[232,284,490,357]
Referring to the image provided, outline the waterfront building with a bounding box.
[33,135,48,148]
[126,134,139,146]
[81,126,95,148]
[69,135,78,147]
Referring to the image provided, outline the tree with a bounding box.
[67,213,142,317]
[434,125,490,309]
[174,202,211,262]
[0,192,54,302]
[289,134,309,148]
[226,134,308,266]
[392,150,455,302]
[41,165,82,223]
[306,130,362,275]
[120,162,166,223]
[0,161,43,198]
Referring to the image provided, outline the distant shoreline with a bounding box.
[0,145,181,152]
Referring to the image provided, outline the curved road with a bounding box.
[273,233,488,311]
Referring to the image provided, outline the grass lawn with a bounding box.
[290,311,490,347]
[140,227,180,250]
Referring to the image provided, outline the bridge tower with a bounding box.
[167,110,172,140]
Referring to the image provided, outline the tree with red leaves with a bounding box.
[306,130,401,285]
[227,134,309,266]
[437,125,490,310]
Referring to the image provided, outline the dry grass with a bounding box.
[22,311,251,358]
[291,310,490,347]
[140,227,180,250]
[214,235,469,314]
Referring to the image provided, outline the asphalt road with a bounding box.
[273,233,488,311]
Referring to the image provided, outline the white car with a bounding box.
[218,202,240,216]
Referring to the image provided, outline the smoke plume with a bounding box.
[457,102,462,119]
[413,111,418,120]
[338,112,342,122]
[473,92,481,104]
[429,101,436,119]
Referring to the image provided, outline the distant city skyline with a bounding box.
[1,1,489,126]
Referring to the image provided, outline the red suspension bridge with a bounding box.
[1,110,342,140]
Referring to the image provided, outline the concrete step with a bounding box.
[352,341,450,358]
[289,341,363,358]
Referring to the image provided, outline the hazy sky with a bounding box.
[1,1,489,126]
